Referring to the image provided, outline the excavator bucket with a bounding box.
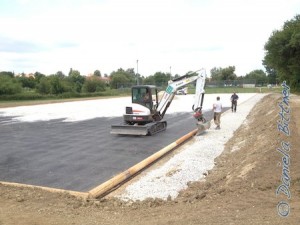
[111,121,167,136]
[110,124,149,136]
[196,120,211,135]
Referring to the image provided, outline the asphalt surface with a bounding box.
[0,110,225,192]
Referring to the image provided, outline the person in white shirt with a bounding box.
[213,96,222,129]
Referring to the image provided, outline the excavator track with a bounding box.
[146,121,167,136]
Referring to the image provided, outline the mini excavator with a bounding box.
[111,68,209,136]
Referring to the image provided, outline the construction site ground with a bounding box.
[0,93,299,225]
[0,111,210,192]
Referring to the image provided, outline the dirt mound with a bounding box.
[175,93,300,223]
[0,93,299,225]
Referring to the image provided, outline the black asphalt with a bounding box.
[0,109,225,192]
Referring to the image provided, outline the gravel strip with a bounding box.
[118,94,266,201]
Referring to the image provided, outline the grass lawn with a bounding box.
[0,95,123,108]
[189,86,281,94]
[0,86,281,108]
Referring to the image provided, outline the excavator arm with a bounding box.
[155,68,206,119]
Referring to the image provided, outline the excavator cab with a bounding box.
[132,85,158,111]
[111,85,163,136]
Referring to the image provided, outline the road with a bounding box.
[0,110,221,192]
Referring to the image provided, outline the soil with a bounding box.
[0,93,299,225]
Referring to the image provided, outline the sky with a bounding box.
[0,0,299,77]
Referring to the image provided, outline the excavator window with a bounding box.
[132,87,153,109]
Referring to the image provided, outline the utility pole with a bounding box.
[136,59,139,85]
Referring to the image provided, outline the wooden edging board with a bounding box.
[88,128,198,199]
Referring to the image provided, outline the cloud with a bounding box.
[55,42,79,49]
[0,36,46,53]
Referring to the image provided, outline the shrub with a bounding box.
[82,76,106,93]
[0,75,22,95]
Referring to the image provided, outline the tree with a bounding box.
[49,75,65,94]
[16,75,36,89]
[264,65,278,85]
[68,68,73,76]
[37,77,51,94]
[0,75,22,95]
[110,73,130,89]
[210,67,222,80]
[83,76,106,92]
[143,75,155,85]
[34,72,45,82]
[55,71,65,79]
[0,71,14,78]
[68,70,85,92]
[173,74,180,79]
[153,72,169,86]
[245,70,268,86]
[263,14,300,90]
[210,66,237,80]
[221,66,237,80]
[110,68,135,88]
[94,70,101,77]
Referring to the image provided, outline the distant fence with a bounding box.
[206,79,257,88]
[114,79,260,92]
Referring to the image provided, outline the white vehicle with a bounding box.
[111,69,207,136]
[176,87,188,95]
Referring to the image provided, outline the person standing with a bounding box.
[213,96,222,129]
[230,92,239,112]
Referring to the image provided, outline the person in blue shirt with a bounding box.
[231,92,239,112]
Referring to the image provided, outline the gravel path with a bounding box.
[118,94,266,201]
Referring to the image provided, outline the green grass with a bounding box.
[0,94,129,108]
[188,86,282,94]
[0,88,131,108]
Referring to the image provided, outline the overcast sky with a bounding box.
[0,0,299,77]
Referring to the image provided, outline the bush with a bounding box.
[82,76,106,93]
[0,75,22,95]
[0,92,44,101]
[37,77,51,94]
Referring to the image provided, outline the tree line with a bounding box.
[209,66,270,86]
[0,68,174,98]
[0,66,270,98]
[0,69,105,96]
